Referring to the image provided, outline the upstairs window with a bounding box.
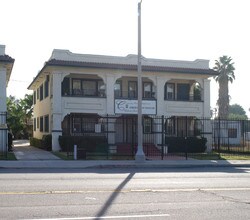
[33,91,36,104]
[128,81,137,98]
[82,80,96,96]
[114,81,122,98]
[177,84,190,101]
[44,115,49,132]
[165,83,175,100]
[40,117,43,132]
[143,82,154,98]
[72,79,82,96]
[40,84,44,101]
[44,76,49,98]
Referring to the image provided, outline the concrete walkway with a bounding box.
[0,140,250,169]
[13,140,60,160]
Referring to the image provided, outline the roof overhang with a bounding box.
[0,55,15,86]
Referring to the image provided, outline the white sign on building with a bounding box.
[115,99,156,115]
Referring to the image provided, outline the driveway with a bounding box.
[13,140,60,160]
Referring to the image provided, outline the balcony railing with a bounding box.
[114,90,156,99]
[62,89,106,98]
[165,94,202,102]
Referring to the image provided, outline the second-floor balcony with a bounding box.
[62,88,106,98]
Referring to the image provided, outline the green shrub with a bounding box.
[30,137,43,148]
[42,135,52,151]
[58,135,108,153]
[30,135,52,151]
[165,136,207,153]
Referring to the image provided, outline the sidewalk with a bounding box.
[0,140,250,169]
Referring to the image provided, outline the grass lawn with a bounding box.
[0,152,16,160]
[190,152,250,160]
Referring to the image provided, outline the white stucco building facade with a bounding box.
[28,49,217,152]
[0,45,15,153]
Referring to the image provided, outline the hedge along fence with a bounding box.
[58,135,108,153]
[165,136,207,153]
[30,134,52,151]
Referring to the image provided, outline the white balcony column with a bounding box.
[106,75,116,115]
[51,71,63,151]
[156,77,168,116]
[0,68,7,112]
[203,79,211,118]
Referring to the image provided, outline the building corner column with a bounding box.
[51,71,63,151]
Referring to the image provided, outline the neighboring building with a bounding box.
[28,49,217,151]
[0,45,15,153]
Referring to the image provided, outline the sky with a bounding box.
[1,0,250,116]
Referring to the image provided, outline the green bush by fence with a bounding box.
[58,135,108,153]
[30,134,52,151]
[166,136,207,153]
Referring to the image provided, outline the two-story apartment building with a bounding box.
[28,49,217,152]
[0,45,15,153]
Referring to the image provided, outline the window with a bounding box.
[143,82,153,98]
[165,117,175,135]
[228,128,237,138]
[165,83,175,100]
[71,78,105,97]
[114,81,122,98]
[37,117,39,129]
[143,117,152,133]
[44,115,49,132]
[128,81,137,98]
[72,79,81,96]
[82,80,96,96]
[40,117,43,132]
[82,117,96,132]
[193,83,201,101]
[40,84,44,101]
[33,91,36,105]
[98,81,106,97]
[44,78,49,98]
[62,77,70,96]
[177,84,190,101]
[33,118,36,131]
[72,117,81,133]
[37,88,39,100]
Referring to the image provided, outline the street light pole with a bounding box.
[135,0,145,162]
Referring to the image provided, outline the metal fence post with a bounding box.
[74,144,77,160]
[161,115,164,160]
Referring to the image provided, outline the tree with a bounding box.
[7,94,33,139]
[228,104,247,120]
[213,56,235,119]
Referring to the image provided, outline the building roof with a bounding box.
[28,49,218,89]
[0,45,15,86]
[0,54,15,63]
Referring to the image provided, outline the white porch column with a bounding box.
[0,68,7,113]
[155,77,168,147]
[203,79,211,118]
[106,75,116,114]
[156,77,168,116]
[51,71,63,151]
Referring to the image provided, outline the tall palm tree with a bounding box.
[213,56,235,119]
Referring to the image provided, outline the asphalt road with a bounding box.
[0,166,250,220]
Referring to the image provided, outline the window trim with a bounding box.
[44,115,49,133]
[165,83,175,100]
[128,81,137,99]
[39,116,44,132]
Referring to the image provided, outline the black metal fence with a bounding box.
[63,114,250,160]
[0,112,8,158]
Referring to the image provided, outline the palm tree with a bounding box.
[213,56,235,119]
